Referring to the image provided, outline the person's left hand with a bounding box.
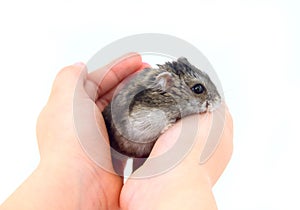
[36,53,148,209]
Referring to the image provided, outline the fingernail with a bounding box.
[73,62,85,67]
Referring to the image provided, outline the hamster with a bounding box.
[102,57,221,158]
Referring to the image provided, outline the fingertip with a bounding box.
[57,62,86,80]
[112,52,142,67]
[73,62,86,67]
[223,104,233,133]
[51,63,87,97]
[123,52,142,61]
[116,52,143,68]
[139,62,151,70]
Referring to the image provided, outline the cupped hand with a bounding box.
[120,105,233,210]
[36,53,148,209]
[36,53,233,210]
[1,53,232,210]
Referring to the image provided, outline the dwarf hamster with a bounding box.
[102,57,221,158]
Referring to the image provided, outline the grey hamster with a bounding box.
[102,57,221,158]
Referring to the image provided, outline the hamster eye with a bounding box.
[191,84,206,94]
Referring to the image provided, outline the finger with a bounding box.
[95,62,152,111]
[49,63,87,102]
[84,79,99,101]
[96,87,116,111]
[149,104,232,160]
[150,105,233,185]
[139,62,151,70]
[88,53,143,98]
[148,113,210,158]
[201,107,233,185]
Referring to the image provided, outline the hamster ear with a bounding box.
[155,72,173,91]
[177,57,191,67]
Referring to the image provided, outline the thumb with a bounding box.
[49,63,87,103]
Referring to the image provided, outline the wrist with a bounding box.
[35,158,106,210]
[1,158,106,210]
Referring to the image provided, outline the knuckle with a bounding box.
[56,65,82,80]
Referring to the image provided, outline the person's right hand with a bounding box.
[120,106,233,210]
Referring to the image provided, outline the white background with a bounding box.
[0,0,299,209]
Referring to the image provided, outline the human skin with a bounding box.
[0,53,233,210]
[121,108,233,210]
